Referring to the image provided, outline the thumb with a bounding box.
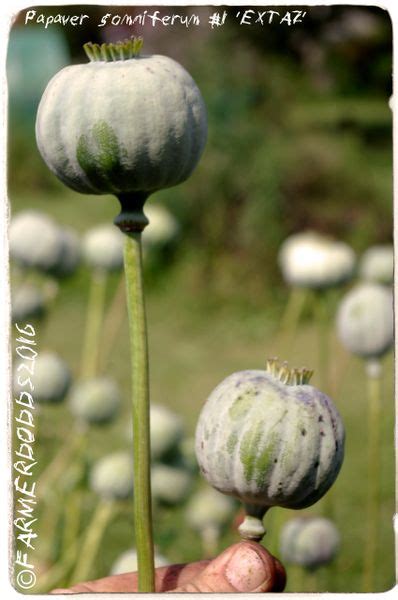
[170,541,286,593]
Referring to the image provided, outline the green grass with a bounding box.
[10,192,395,593]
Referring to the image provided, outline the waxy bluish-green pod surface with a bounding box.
[195,360,345,540]
[35,43,207,198]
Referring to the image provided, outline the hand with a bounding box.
[52,541,286,593]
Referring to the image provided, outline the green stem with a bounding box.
[35,537,79,593]
[81,270,108,379]
[37,430,85,499]
[362,359,382,592]
[279,286,307,341]
[70,500,116,584]
[315,289,330,393]
[60,489,83,561]
[305,568,318,592]
[39,487,63,563]
[124,232,155,592]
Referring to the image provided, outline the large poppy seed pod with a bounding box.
[142,205,179,248]
[35,39,207,197]
[82,224,124,272]
[90,452,134,500]
[110,548,169,575]
[279,516,340,570]
[68,377,121,425]
[49,227,81,278]
[11,284,46,322]
[9,210,63,272]
[336,283,393,359]
[151,464,192,505]
[195,359,345,541]
[359,244,393,286]
[278,231,355,289]
[13,351,71,403]
[186,487,236,532]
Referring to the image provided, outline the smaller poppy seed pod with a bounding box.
[13,351,71,403]
[49,227,81,278]
[336,283,393,359]
[151,464,192,505]
[82,224,124,272]
[195,359,345,542]
[279,516,340,570]
[90,452,133,500]
[278,231,355,290]
[359,244,393,286]
[11,284,46,322]
[150,404,184,460]
[110,548,169,575]
[9,210,64,272]
[68,377,121,425]
[125,403,184,460]
[186,487,236,532]
[142,204,179,248]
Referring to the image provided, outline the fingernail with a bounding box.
[225,544,270,592]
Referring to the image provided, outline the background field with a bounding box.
[8,4,394,593]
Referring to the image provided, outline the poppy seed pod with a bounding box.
[280,516,340,570]
[149,404,184,460]
[151,464,192,505]
[9,210,64,272]
[68,377,121,425]
[11,284,46,322]
[49,227,81,278]
[14,351,71,404]
[359,244,393,286]
[90,452,134,500]
[185,487,236,532]
[125,404,184,460]
[195,359,345,541]
[278,231,355,290]
[35,40,207,198]
[336,283,393,359]
[82,224,124,272]
[142,205,179,248]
